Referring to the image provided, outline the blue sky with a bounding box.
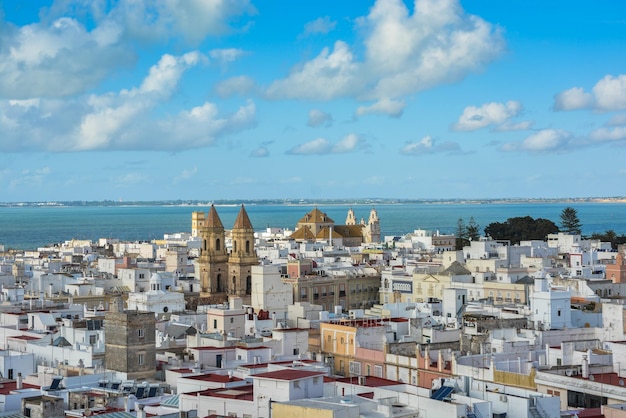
[1,0,626,202]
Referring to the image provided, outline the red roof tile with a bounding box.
[253,369,324,381]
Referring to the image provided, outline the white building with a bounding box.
[250,264,293,317]
[127,273,186,316]
[531,276,572,330]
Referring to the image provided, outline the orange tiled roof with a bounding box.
[297,207,334,224]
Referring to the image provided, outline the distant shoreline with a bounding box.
[1,197,626,208]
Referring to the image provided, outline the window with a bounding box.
[89,335,97,345]
[349,361,361,375]
[293,348,300,355]
[213,319,218,328]
[138,329,144,338]
[138,354,145,366]
[230,317,234,323]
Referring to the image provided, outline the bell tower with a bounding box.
[197,205,229,294]
[365,207,381,243]
[228,205,258,297]
[345,208,357,225]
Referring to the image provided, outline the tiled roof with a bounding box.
[206,204,224,229]
[232,205,253,229]
[184,373,243,383]
[316,225,363,239]
[253,369,324,381]
[297,208,334,224]
[289,226,316,240]
[0,381,40,395]
[441,261,471,275]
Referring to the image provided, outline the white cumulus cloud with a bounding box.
[287,133,364,155]
[302,16,337,37]
[266,0,504,106]
[0,53,256,152]
[452,101,524,131]
[553,87,594,111]
[97,0,255,43]
[400,135,461,155]
[554,75,626,111]
[0,16,133,98]
[590,126,626,142]
[307,109,333,127]
[356,98,405,118]
[502,129,572,152]
[214,76,256,98]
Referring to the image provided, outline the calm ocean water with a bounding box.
[0,202,625,250]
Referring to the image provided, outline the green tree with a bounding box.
[484,216,559,244]
[466,217,481,241]
[456,217,467,250]
[589,229,626,250]
[560,207,582,235]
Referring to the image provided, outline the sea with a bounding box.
[1,202,626,250]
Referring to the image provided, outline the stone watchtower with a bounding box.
[228,205,257,296]
[198,205,229,293]
[104,299,156,381]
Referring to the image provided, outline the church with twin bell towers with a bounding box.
[193,204,257,299]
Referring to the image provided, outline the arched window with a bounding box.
[245,240,250,253]
[203,239,207,251]
[216,238,221,251]
[217,274,222,292]
[233,241,237,252]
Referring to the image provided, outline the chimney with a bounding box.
[582,354,589,379]
[16,373,22,389]
[438,349,444,372]
[136,404,146,418]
